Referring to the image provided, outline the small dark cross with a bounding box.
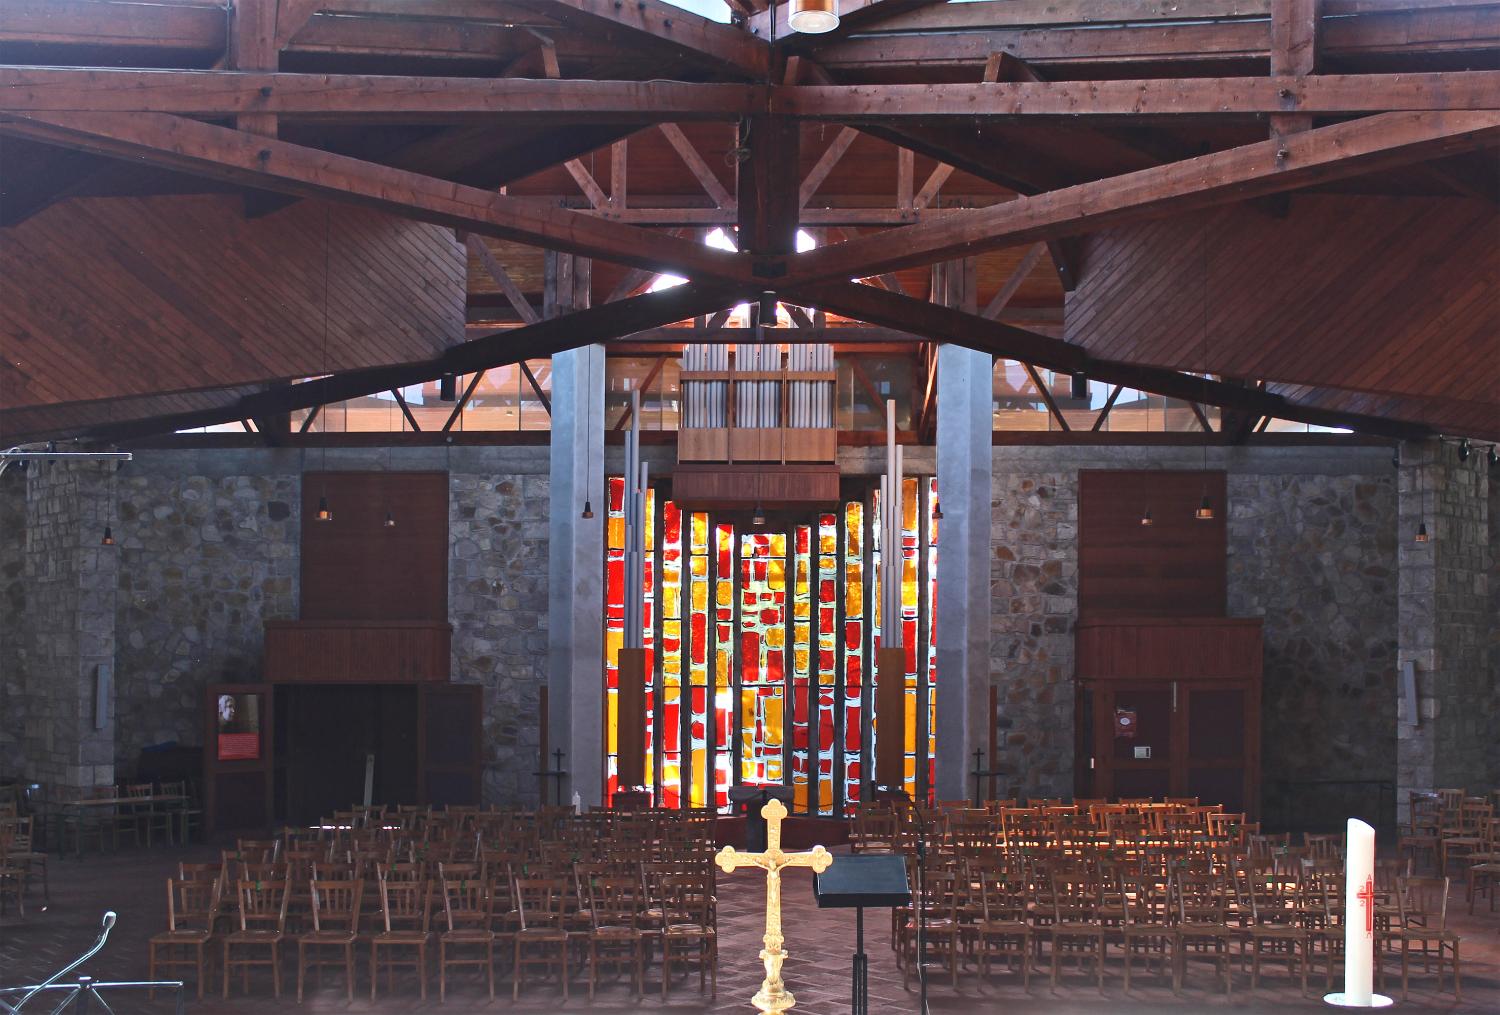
[553,748,565,772]
[970,748,985,803]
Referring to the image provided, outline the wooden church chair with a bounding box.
[1386,875,1462,1002]
[370,877,433,1000]
[512,876,571,1000]
[585,876,645,999]
[149,877,220,1000]
[1117,871,1174,991]
[439,872,495,1001]
[296,879,363,1002]
[975,866,1031,988]
[658,873,717,1001]
[222,879,289,999]
[1171,872,1234,997]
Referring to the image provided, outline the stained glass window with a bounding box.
[605,482,937,814]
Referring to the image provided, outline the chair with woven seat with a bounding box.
[586,875,644,1000]
[975,866,1031,988]
[1172,871,1234,997]
[1046,869,1106,992]
[113,783,153,849]
[1387,875,1462,1002]
[513,876,571,1000]
[653,871,713,1000]
[370,877,433,1001]
[223,879,289,998]
[1118,872,1174,992]
[1242,870,1309,995]
[0,816,47,908]
[149,877,220,1000]
[439,872,495,1000]
[297,879,363,1002]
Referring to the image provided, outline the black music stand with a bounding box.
[728,784,794,851]
[813,855,910,1015]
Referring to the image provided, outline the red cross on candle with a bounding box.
[1358,876,1376,934]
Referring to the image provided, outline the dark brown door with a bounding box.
[1094,686,1175,801]
[418,683,484,806]
[1183,685,1256,815]
[203,683,275,834]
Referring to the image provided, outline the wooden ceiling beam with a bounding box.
[791,110,1500,283]
[505,0,768,78]
[785,280,1431,439]
[0,111,757,284]
[773,72,1500,120]
[0,68,761,121]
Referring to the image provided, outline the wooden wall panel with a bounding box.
[264,620,451,683]
[1065,196,1499,426]
[299,471,449,622]
[1078,470,1227,618]
[0,194,465,411]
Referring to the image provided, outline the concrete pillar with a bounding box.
[17,461,118,799]
[934,343,992,801]
[545,253,606,808]
[1396,438,1491,820]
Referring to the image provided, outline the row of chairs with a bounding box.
[891,857,1460,1000]
[151,808,721,1003]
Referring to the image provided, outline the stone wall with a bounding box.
[448,448,550,809]
[988,444,1403,818]
[13,461,117,796]
[73,446,551,808]
[113,463,301,767]
[1227,473,1398,827]
[1490,466,1500,787]
[0,471,27,774]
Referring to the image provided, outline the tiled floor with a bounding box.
[2,844,1496,1014]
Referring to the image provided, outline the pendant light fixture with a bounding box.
[1414,444,1430,543]
[1195,492,1215,521]
[382,446,396,528]
[1457,437,1471,462]
[439,373,458,402]
[1194,219,1215,522]
[1488,444,1498,467]
[932,500,944,521]
[581,351,596,519]
[752,501,766,527]
[315,445,333,522]
[1140,507,1153,527]
[101,456,117,545]
[789,0,839,33]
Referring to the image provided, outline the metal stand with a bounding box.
[907,800,931,1015]
[531,748,567,806]
[0,912,184,1015]
[852,907,869,1015]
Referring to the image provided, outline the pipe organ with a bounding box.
[678,343,837,464]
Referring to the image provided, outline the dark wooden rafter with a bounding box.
[0,110,756,284]
[463,233,539,324]
[1270,0,1323,141]
[1023,362,1072,431]
[71,280,748,442]
[506,0,768,79]
[390,387,422,430]
[612,355,668,430]
[793,110,1500,284]
[520,361,552,415]
[786,280,1431,440]
[658,123,735,210]
[1091,384,1124,432]
[441,369,486,430]
[982,242,1046,319]
[1189,400,1216,433]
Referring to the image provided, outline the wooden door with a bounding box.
[203,683,274,834]
[1096,685,1175,801]
[1182,684,1259,816]
[418,683,484,807]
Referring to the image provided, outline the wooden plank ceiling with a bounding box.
[0,0,1496,442]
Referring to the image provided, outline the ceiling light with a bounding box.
[1415,521,1429,544]
[789,0,839,33]
[752,502,766,527]
[316,495,333,522]
[1070,372,1088,401]
[1457,438,1470,461]
[1195,494,1214,521]
[581,500,594,520]
[1140,508,1153,527]
[1488,445,1498,467]
[932,501,944,521]
[101,525,114,546]
[384,510,396,529]
[439,373,457,402]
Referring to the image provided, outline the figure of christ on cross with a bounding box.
[716,798,834,1015]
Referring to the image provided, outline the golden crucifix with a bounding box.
[716,797,834,1015]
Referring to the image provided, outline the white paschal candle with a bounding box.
[1325,817,1392,1007]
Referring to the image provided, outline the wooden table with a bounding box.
[41,795,187,859]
